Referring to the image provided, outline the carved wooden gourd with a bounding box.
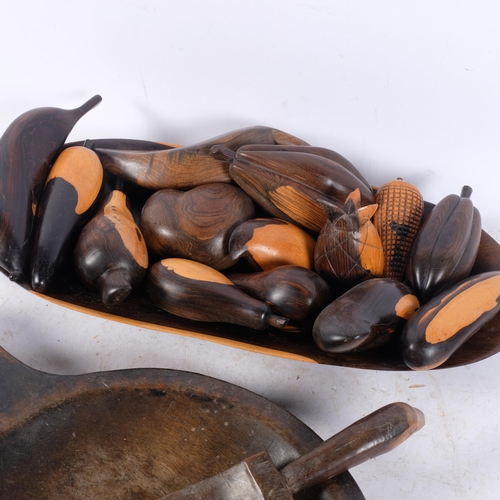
[74,190,149,305]
[373,178,423,281]
[314,189,384,289]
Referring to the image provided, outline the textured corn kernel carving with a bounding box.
[374,178,423,281]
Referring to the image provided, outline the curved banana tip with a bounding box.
[79,94,103,114]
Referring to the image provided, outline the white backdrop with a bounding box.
[1,1,500,498]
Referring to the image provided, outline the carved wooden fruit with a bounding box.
[228,218,316,271]
[30,141,104,293]
[147,258,288,330]
[74,190,149,305]
[313,279,420,353]
[96,126,308,191]
[401,271,500,370]
[228,265,331,322]
[0,95,102,281]
[314,189,384,289]
[373,178,423,281]
[228,144,372,189]
[405,186,482,303]
[212,145,375,232]
[139,183,255,271]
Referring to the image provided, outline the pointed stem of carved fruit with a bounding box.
[461,185,473,198]
[210,144,236,162]
[268,314,289,329]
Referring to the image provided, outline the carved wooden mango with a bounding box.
[140,183,255,271]
[228,218,316,271]
[313,279,420,353]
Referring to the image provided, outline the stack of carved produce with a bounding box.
[1,96,499,371]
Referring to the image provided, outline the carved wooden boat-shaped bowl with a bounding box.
[10,139,500,371]
[0,346,363,499]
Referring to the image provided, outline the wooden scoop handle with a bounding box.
[280,402,425,495]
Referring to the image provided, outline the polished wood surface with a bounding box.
[140,183,255,270]
[0,95,102,281]
[0,346,363,499]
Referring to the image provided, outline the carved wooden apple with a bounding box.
[139,182,255,270]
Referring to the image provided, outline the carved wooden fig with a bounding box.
[313,279,420,353]
[228,218,316,271]
[139,183,255,271]
[373,178,423,281]
[147,258,288,330]
[401,271,500,370]
[212,145,375,232]
[228,265,331,322]
[74,190,149,305]
[0,95,102,281]
[30,141,104,292]
[96,126,308,191]
[405,186,482,303]
[314,189,384,288]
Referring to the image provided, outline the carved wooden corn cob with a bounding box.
[373,178,423,281]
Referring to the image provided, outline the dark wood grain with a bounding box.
[228,265,331,322]
[140,183,255,270]
[0,347,363,499]
[0,95,102,281]
[222,148,375,232]
[96,126,309,191]
[74,190,149,305]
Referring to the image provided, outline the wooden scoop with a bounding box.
[160,402,424,499]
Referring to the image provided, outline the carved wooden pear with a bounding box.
[314,189,384,289]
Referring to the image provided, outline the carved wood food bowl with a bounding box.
[0,347,364,499]
[1,96,500,371]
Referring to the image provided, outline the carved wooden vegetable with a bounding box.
[373,178,423,281]
[212,145,375,232]
[228,218,316,271]
[0,95,102,281]
[147,258,288,330]
[401,271,500,370]
[405,186,482,303]
[96,126,308,191]
[314,189,384,289]
[313,279,420,353]
[140,183,255,270]
[229,143,372,189]
[74,190,149,305]
[228,265,331,322]
[30,141,104,292]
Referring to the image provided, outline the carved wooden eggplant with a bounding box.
[0,95,102,281]
[228,218,317,271]
[74,190,149,305]
[373,178,423,281]
[140,183,255,271]
[313,279,420,353]
[401,271,500,370]
[30,141,104,292]
[405,186,482,303]
[227,265,331,322]
[147,258,288,330]
[96,126,308,191]
[314,189,384,289]
[212,145,375,232]
[231,144,372,189]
